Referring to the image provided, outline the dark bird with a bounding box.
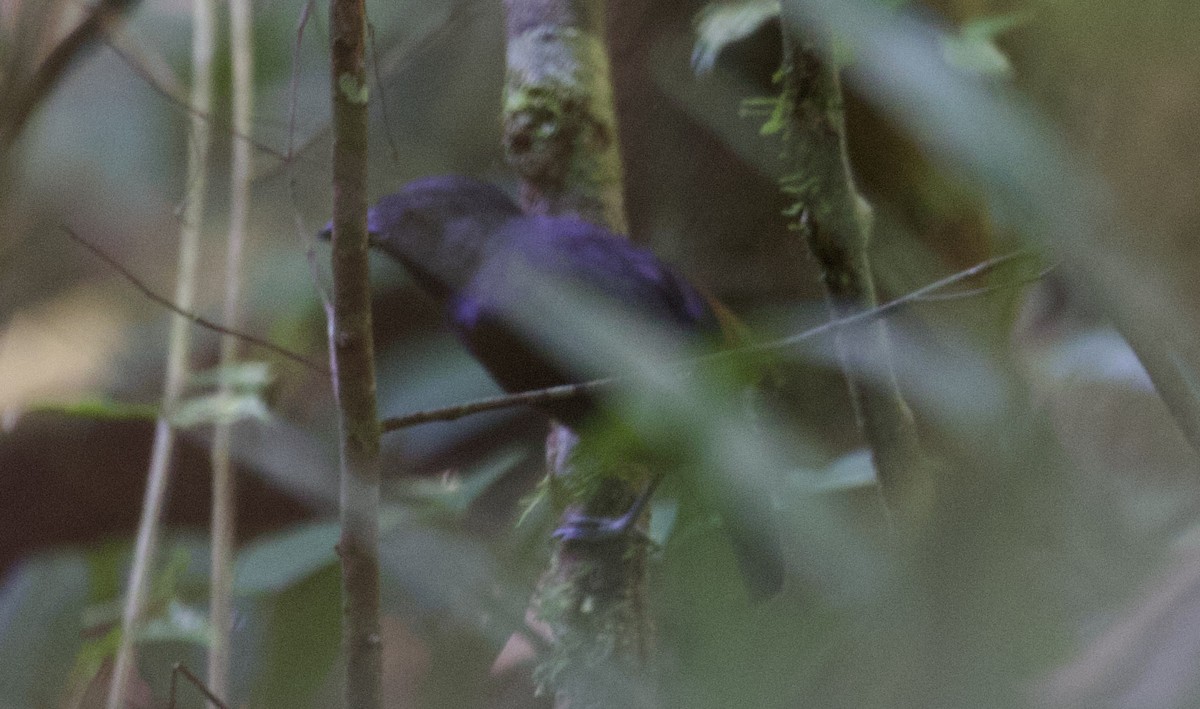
[326,174,783,599]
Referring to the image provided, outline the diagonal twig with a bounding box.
[380,250,1049,431]
[168,662,230,709]
[1,0,140,150]
[61,225,326,373]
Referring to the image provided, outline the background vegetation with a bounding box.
[2,0,1200,706]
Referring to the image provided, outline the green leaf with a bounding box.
[190,360,273,390]
[941,12,1032,77]
[234,521,340,595]
[251,565,341,708]
[759,97,788,136]
[138,600,210,646]
[398,447,527,516]
[27,398,158,421]
[648,497,680,547]
[69,626,122,699]
[171,391,271,428]
[804,448,878,492]
[692,1,781,75]
[0,553,92,708]
[81,545,196,633]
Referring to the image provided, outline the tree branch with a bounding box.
[206,0,254,701]
[775,17,928,518]
[0,0,140,151]
[60,225,325,373]
[502,0,651,700]
[105,0,213,705]
[328,0,382,705]
[379,250,1047,431]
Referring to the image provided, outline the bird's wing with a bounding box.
[509,215,718,332]
[445,215,716,422]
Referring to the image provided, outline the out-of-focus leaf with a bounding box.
[81,544,194,632]
[85,540,128,604]
[376,336,512,462]
[780,0,1188,344]
[68,626,121,702]
[0,552,91,708]
[941,13,1030,77]
[1167,348,1200,412]
[149,546,193,601]
[398,446,527,515]
[500,272,882,599]
[190,361,273,390]
[1031,329,1153,388]
[940,34,1010,76]
[648,497,680,546]
[234,521,340,596]
[692,0,914,75]
[377,517,530,647]
[792,448,877,492]
[138,600,210,646]
[692,1,781,75]
[960,12,1031,41]
[1022,326,1199,537]
[26,397,158,421]
[71,544,200,698]
[251,565,340,708]
[171,391,271,428]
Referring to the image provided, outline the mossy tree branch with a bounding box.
[502,0,652,702]
[775,20,927,515]
[503,0,627,232]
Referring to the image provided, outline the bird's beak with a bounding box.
[317,209,381,245]
[366,206,382,238]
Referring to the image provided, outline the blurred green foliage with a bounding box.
[2,0,1200,707]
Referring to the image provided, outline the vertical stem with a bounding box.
[502,0,649,702]
[328,0,381,707]
[105,0,214,706]
[206,0,254,704]
[776,20,927,516]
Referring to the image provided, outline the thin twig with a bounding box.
[103,36,298,168]
[382,379,616,430]
[380,250,1048,431]
[0,0,140,150]
[60,226,326,373]
[367,21,402,163]
[287,0,316,164]
[287,0,335,320]
[105,0,213,705]
[764,250,1042,351]
[168,663,230,709]
[909,263,1057,302]
[206,0,254,701]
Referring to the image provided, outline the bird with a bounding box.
[325,174,784,599]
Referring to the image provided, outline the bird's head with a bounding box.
[321,175,523,300]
